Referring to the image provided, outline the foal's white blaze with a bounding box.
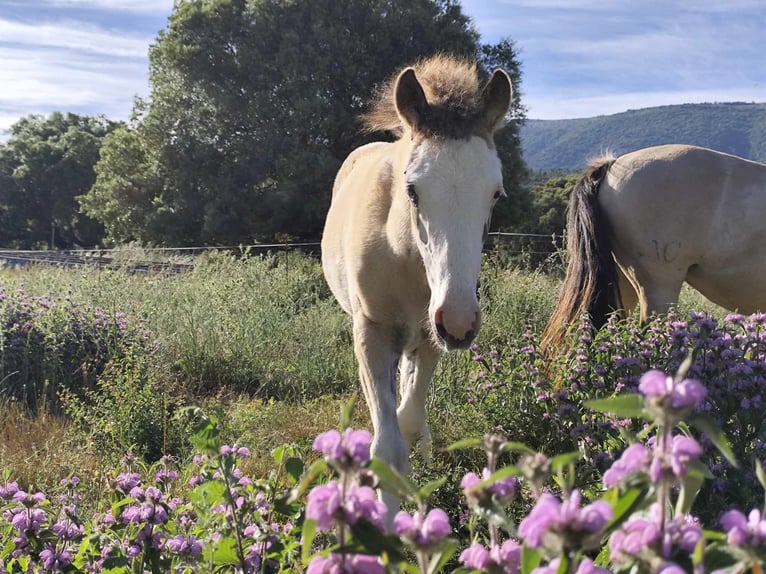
[407,136,504,348]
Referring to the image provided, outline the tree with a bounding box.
[83,0,527,246]
[480,39,528,232]
[0,113,118,249]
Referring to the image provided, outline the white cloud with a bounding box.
[0,17,153,58]
[29,0,175,14]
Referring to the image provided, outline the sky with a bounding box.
[0,0,764,137]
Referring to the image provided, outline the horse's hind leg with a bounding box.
[616,264,639,317]
[623,264,685,323]
[397,344,440,463]
[352,313,407,519]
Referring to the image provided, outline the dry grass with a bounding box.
[223,393,371,478]
[0,400,105,503]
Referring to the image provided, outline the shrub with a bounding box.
[0,286,151,413]
[61,346,188,464]
[451,310,766,524]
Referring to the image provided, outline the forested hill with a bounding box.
[520,102,766,171]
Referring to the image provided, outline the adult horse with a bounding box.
[321,55,512,514]
[542,144,766,349]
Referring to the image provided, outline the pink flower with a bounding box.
[307,552,384,573]
[306,482,342,531]
[393,508,451,547]
[603,443,650,488]
[519,490,612,551]
[313,428,372,468]
[459,543,492,570]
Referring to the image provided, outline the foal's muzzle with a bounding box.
[433,307,480,350]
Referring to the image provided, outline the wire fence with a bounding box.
[0,232,564,273]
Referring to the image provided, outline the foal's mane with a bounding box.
[362,54,485,139]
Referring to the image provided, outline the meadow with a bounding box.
[3,248,764,572]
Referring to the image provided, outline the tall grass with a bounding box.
[0,251,724,488]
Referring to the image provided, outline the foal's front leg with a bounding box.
[397,343,440,463]
[352,312,407,520]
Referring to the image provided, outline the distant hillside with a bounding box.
[520,102,766,171]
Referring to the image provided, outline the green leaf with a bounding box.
[301,518,317,565]
[689,414,739,468]
[288,458,327,502]
[272,445,287,465]
[212,537,240,566]
[676,464,706,515]
[427,540,459,574]
[369,457,418,498]
[417,477,447,501]
[521,545,542,574]
[189,480,227,508]
[348,519,407,562]
[550,450,581,471]
[603,486,648,533]
[471,466,521,494]
[756,459,766,492]
[285,456,305,483]
[499,441,535,454]
[585,393,647,419]
[340,397,357,429]
[445,437,484,452]
[189,412,221,454]
[555,552,570,574]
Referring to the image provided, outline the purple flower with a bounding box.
[113,472,141,493]
[8,507,47,535]
[603,443,650,487]
[165,534,203,557]
[52,519,84,540]
[343,485,386,529]
[393,508,451,547]
[313,428,372,468]
[39,546,71,571]
[671,378,706,409]
[459,543,492,570]
[461,468,519,505]
[519,490,612,551]
[575,558,612,574]
[658,563,686,574]
[534,558,610,574]
[307,552,384,574]
[667,435,703,479]
[306,482,386,531]
[0,482,20,500]
[609,517,660,561]
[639,369,706,412]
[721,508,766,547]
[490,539,522,573]
[639,370,672,397]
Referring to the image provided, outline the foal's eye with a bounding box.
[493,188,505,200]
[407,183,419,208]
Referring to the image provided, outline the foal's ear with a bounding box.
[394,68,428,131]
[482,68,512,132]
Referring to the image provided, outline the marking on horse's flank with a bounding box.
[651,240,681,262]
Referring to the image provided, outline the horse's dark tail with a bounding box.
[541,156,622,351]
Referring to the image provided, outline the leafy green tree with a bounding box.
[526,172,579,238]
[83,0,527,246]
[0,113,118,249]
[480,39,528,231]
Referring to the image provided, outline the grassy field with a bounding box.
[0,249,724,505]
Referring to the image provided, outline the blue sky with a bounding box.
[1,0,764,136]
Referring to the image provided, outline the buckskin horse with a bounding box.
[543,144,766,349]
[321,55,512,515]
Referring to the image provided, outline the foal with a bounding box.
[321,55,512,516]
